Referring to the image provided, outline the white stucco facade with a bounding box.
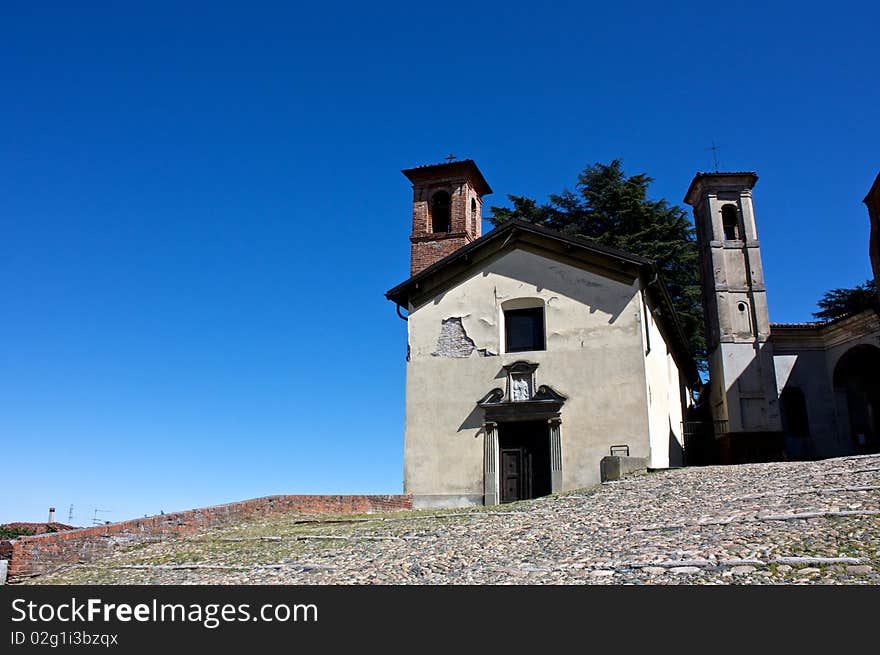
[399,245,692,508]
[641,293,686,469]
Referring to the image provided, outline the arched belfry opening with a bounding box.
[470,197,478,234]
[431,190,451,233]
[721,204,740,240]
[833,344,880,454]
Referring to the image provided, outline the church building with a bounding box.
[685,171,880,463]
[386,160,699,508]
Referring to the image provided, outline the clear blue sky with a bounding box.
[2,2,877,524]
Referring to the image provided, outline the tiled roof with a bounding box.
[406,158,478,170]
[691,171,758,178]
[771,305,879,330]
[770,322,822,329]
[386,219,653,305]
[684,171,758,204]
[401,159,492,196]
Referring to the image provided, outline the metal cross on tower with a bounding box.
[708,141,720,172]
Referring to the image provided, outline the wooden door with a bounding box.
[500,448,523,503]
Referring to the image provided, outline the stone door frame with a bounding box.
[483,417,563,506]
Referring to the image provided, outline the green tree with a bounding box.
[489,160,705,365]
[812,279,877,321]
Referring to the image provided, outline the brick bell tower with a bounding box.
[402,159,492,276]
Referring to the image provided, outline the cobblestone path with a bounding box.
[29,454,880,585]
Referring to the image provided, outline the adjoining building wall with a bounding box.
[772,309,880,458]
[404,247,682,508]
[641,289,686,468]
[772,347,836,457]
[823,315,880,454]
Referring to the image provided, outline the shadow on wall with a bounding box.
[720,343,785,464]
[427,256,635,327]
[683,344,784,465]
[690,341,880,465]
[668,419,684,467]
[780,386,814,460]
[459,405,485,432]
[775,341,880,460]
[482,252,636,325]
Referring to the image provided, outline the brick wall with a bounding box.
[2,494,411,582]
[408,178,482,276]
[410,232,473,276]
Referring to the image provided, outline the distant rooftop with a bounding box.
[1,521,80,536]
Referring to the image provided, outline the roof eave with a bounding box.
[385,220,651,305]
[684,171,759,206]
[385,220,701,387]
[401,159,493,196]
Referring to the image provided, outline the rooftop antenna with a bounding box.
[445,153,457,162]
[708,141,720,172]
[67,504,75,524]
[92,508,111,526]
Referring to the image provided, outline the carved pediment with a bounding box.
[533,385,567,402]
[478,388,505,405]
[476,361,566,410]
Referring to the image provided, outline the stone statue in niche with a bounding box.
[511,373,532,401]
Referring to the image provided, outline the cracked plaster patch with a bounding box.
[432,317,495,358]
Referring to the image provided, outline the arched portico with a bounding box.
[833,344,880,454]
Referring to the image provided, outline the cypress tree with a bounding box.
[490,160,705,366]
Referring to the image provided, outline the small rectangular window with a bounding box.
[505,307,545,353]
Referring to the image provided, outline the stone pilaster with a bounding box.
[549,418,563,493]
[483,422,499,505]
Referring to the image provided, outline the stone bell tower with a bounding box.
[685,172,782,460]
[402,159,492,276]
